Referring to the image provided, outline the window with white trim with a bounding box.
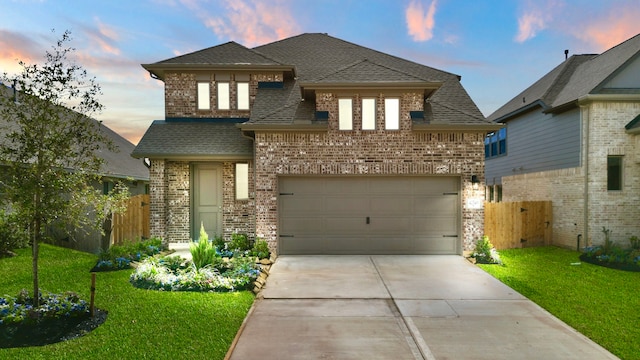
[384,98,399,130]
[237,82,249,110]
[362,98,376,130]
[338,98,353,130]
[197,82,210,110]
[217,82,230,110]
[235,163,249,200]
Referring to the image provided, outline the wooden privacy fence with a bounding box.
[112,194,150,245]
[484,201,552,249]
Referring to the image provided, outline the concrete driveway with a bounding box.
[226,256,617,360]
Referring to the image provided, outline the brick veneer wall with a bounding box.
[164,72,282,118]
[254,91,486,254]
[222,161,256,240]
[149,159,257,244]
[502,100,640,248]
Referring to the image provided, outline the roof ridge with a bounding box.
[154,41,286,65]
[540,54,594,105]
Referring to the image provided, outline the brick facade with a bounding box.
[253,90,486,253]
[149,159,257,244]
[502,100,640,248]
[164,72,282,118]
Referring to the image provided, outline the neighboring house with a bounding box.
[486,33,640,249]
[133,33,500,255]
[0,85,149,253]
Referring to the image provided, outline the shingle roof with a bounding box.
[151,41,284,66]
[488,33,640,122]
[131,120,253,159]
[246,33,487,125]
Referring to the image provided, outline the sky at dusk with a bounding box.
[1,0,640,144]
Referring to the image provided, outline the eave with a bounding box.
[141,63,296,81]
[412,123,503,132]
[132,153,253,161]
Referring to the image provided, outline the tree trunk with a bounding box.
[32,191,41,308]
[32,217,40,308]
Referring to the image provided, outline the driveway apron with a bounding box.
[227,255,618,360]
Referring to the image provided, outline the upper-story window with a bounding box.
[384,98,400,130]
[237,82,249,110]
[607,155,623,191]
[197,82,210,110]
[217,82,230,110]
[338,98,353,130]
[485,127,507,158]
[362,98,376,130]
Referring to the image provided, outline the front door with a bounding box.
[192,163,223,240]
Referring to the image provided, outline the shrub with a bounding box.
[629,236,640,250]
[190,224,217,269]
[251,238,270,259]
[229,233,251,252]
[471,236,502,265]
[0,210,28,255]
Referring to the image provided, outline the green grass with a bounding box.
[0,244,254,359]
[478,246,639,360]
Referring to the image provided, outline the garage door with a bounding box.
[278,176,460,255]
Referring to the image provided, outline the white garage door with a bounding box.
[278,176,460,255]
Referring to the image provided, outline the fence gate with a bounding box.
[112,194,150,245]
[484,201,552,249]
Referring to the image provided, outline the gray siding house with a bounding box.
[133,33,500,255]
[486,33,640,248]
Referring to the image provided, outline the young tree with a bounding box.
[0,30,120,306]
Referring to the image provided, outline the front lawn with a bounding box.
[0,244,254,359]
[478,246,639,360]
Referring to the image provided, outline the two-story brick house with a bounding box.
[133,33,500,255]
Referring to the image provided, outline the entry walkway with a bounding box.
[226,256,617,360]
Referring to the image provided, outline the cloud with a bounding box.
[405,0,437,42]
[207,0,300,46]
[514,12,546,43]
[568,6,640,51]
[514,0,566,43]
[0,30,45,75]
[77,17,122,56]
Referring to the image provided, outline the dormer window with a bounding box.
[338,98,353,130]
[217,82,230,110]
[237,82,249,110]
[384,98,400,130]
[362,98,376,130]
[197,82,210,110]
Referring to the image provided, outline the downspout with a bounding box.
[582,106,590,250]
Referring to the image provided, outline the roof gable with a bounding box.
[489,33,640,122]
[152,41,283,66]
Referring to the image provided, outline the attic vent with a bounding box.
[258,81,284,89]
[410,111,424,120]
[315,111,329,120]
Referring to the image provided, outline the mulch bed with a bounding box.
[0,309,108,348]
[579,254,640,272]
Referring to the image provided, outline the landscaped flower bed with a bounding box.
[130,255,260,292]
[579,229,640,272]
[0,289,106,348]
[91,237,165,272]
[129,226,269,292]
